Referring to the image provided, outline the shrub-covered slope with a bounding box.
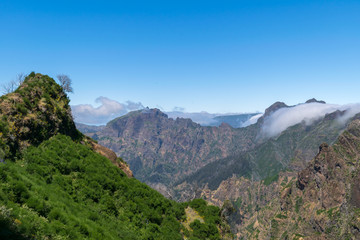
[0,72,80,159]
[0,73,231,240]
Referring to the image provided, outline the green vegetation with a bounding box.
[0,73,230,239]
[0,73,80,159]
[263,173,279,186]
[295,196,303,213]
[0,134,229,239]
[275,213,287,219]
[0,135,186,239]
[186,199,225,240]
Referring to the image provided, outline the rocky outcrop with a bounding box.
[263,101,288,117]
[305,98,326,104]
[88,139,133,178]
[0,73,80,158]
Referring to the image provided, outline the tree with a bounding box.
[15,73,26,86]
[1,80,17,94]
[57,74,73,93]
[1,73,27,95]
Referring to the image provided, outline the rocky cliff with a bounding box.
[81,101,351,200]
[86,108,261,190]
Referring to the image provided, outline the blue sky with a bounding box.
[1,0,359,114]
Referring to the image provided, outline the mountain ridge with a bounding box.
[0,73,231,239]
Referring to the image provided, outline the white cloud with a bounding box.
[242,113,263,127]
[262,102,360,137]
[71,97,144,125]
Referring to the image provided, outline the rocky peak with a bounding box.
[0,73,80,157]
[305,98,326,104]
[141,108,168,118]
[263,101,288,117]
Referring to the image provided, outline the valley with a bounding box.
[77,98,360,238]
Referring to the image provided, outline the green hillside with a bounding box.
[0,73,231,240]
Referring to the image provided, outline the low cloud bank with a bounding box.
[242,113,263,127]
[72,97,144,125]
[262,102,360,137]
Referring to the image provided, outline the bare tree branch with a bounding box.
[16,73,26,86]
[56,74,73,93]
[1,80,17,95]
[1,73,27,95]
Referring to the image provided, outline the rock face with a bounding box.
[88,139,133,178]
[174,110,348,201]
[81,102,352,199]
[263,101,288,117]
[87,108,261,187]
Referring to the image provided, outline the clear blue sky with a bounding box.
[1,0,359,113]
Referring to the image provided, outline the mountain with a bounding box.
[84,108,263,194]
[228,118,360,239]
[175,109,348,198]
[80,99,353,201]
[0,73,231,240]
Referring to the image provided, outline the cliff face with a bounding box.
[81,103,350,200]
[87,108,260,187]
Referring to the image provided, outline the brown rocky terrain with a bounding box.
[87,138,133,178]
[85,108,262,189]
[201,118,360,239]
[173,109,348,202]
[80,101,352,201]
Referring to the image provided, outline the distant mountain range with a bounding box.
[76,98,360,237]
[76,99,357,194]
[76,108,261,194]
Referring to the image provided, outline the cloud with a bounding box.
[242,113,263,127]
[172,106,185,112]
[262,102,360,137]
[72,97,144,125]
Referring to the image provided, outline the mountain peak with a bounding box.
[0,73,80,157]
[305,98,326,104]
[263,101,288,117]
[141,108,168,118]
